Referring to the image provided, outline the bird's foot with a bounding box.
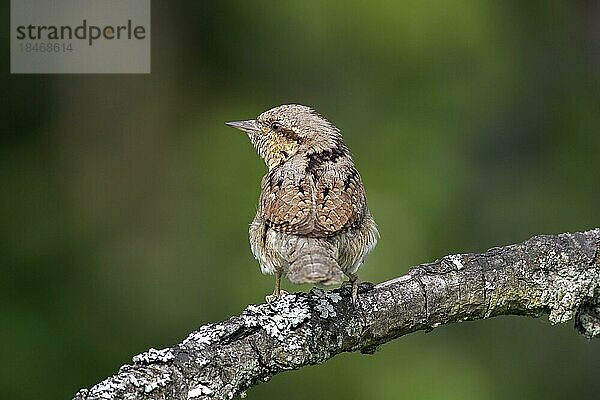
[340,279,359,305]
[265,289,289,303]
[340,280,374,305]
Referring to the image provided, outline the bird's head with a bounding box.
[226,104,344,169]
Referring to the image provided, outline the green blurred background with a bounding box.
[3,1,600,399]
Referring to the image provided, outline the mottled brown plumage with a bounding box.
[226,104,378,303]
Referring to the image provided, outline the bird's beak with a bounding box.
[225,119,260,134]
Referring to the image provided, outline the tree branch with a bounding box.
[73,229,600,400]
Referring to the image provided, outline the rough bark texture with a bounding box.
[74,229,600,400]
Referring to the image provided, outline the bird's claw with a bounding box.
[340,279,359,305]
[265,289,289,303]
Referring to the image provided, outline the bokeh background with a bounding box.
[3,1,600,399]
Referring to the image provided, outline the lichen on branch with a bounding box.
[74,229,600,400]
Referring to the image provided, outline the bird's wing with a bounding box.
[260,164,315,235]
[260,158,367,237]
[312,165,366,236]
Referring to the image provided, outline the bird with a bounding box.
[225,104,378,303]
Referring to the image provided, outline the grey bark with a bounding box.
[73,229,600,400]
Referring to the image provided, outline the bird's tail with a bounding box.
[286,238,343,285]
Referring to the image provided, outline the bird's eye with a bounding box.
[270,122,282,131]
